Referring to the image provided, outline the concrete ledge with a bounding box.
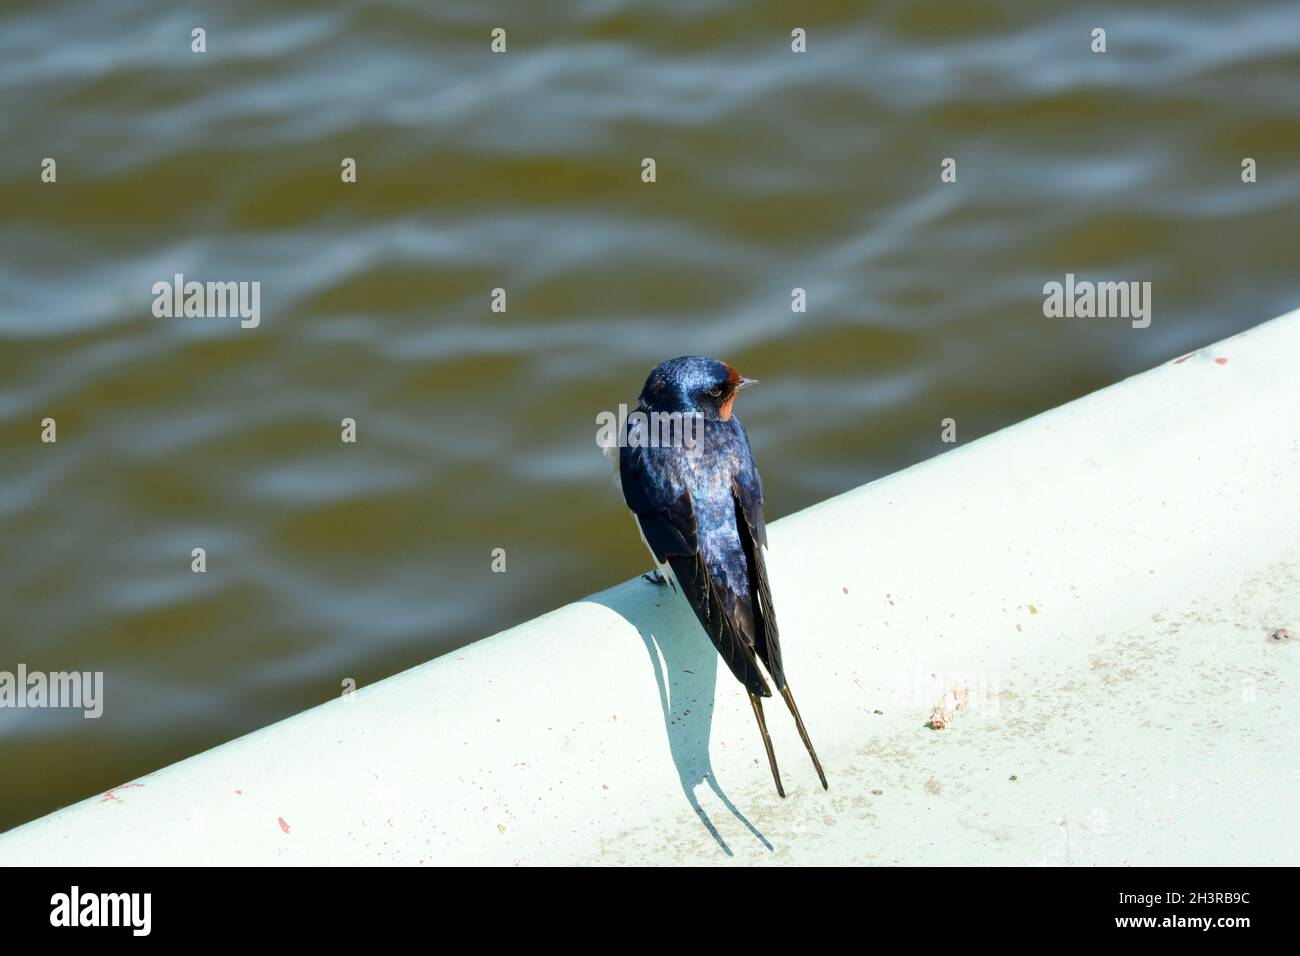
[4,310,1299,865]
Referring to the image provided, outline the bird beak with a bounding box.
[737,377,758,390]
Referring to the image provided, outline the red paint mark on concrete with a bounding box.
[602,784,610,790]
[842,586,849,595]
[1215,357,1228,365]
[1172,353,1196,365]
[234,789,243,796]
[99,783,145,803]
[278,816,291,834]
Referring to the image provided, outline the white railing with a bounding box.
[3,309,1298,865]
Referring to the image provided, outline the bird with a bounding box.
[610,356,827,797]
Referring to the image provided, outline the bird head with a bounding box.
[638,356,758,421]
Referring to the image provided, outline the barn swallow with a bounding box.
[611,356,827,797]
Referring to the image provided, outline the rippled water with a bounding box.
[2,0,1298,832]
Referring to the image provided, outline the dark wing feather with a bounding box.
[619,444,696,561]
[620,443,770,696]
[733,473,785,690]
[666,548,771,697]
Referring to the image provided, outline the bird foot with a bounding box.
[642,569,669,587]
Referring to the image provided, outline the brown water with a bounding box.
[2,0,1298,833]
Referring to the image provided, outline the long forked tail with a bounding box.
[747,692,785,798]
[779,683,829,790]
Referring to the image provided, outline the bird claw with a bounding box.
[642,570,669,587]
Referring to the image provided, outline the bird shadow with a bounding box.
[589,580,771,856]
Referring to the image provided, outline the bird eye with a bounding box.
[708,387,722,398]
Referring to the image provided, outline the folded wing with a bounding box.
[620,444,771,696]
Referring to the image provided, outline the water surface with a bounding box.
[2,0,1299,832]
